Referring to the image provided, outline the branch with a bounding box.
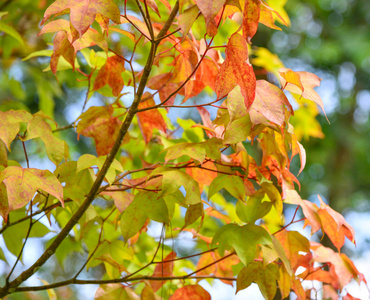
[12,275,236,293]
[0,2,180,297]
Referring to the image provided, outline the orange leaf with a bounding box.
[77,106,122,156]
[310,242,365,289]
[322,285,339,300]
[170,285,211,300]
[250,80,293,125]
[284,190,321,235]
[196,252,217,276]
[279,68,327,120]
[50,31,75,74]
[259,2,286,31]
[274,230,310,270]
[279,69,304,93]
[151,251,176,292]
[41,0,121,37]
[197,0,226,36]
[215,33,256,108]
[137,94,167,143]
[243,0,260,43]
[93,55,126,96]
[317,195,356,250]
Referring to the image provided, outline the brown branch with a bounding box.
[12,275,236,293]
[0,2,180,297]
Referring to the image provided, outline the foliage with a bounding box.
[0,0,366,299]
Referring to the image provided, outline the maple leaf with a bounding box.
[76,106,122,156]
[0,166,64,221]
[93,55,126,97]
[284,190,321,235]
[279,68,328,120]
[259,2,287,31]
[49,31,75,74]
[311,242,366,289]
[137,93,167,143]
[151,251,176,291]
[250,80,293,126]
[317,195,356,250]
[243,0,260,43]
[215,33,256,108]
[170,285,211,300]
[236,261,279,299]
[41,0,121,37]
[197,0,226,36]
[0,110,32,150]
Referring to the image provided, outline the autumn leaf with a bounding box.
[151,251,176,291]
[243,0,260,43]
[137,93,167,143]
[0,166,64,220]
[279,68,327,120]
[274,230,310,270]
[41,0,121,37]
[76,106,122,156]
[197,0,226,36]
[317,195,356,250]
[23,114,69,166]
[120,191,169,240]
[93,55,126,96]
[0,110,32,150]
[259,2,287,31]
[284,190,321,235]
[250,80,293,126]
[236,261,279,300]
[170,285,211,300]
[310,242,366,289]
[215,33,256,108]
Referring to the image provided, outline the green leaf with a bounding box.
[121,191,169,240]
[23,115,68,166]
[202,137,223,161]
[165,142,206,163]
[0,20,24,45]
[182,202,203,229]
[212,224,273,266]
[154,168,201,205]
[22,49,54,61]
[236,191,272,224]
[77,154,123,185]
[236,261,279,300]
[223,115,252,144]
[209,174,245,201]
[0,247,8,265]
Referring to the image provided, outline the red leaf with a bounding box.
[41,0,121,37]
[215,33,256,108]
[137,93,167,143]
[151,251,176,292]
[243,0,260,43]
[76,106,122,156]
[170,285,211,300]
[93,55,126,96]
